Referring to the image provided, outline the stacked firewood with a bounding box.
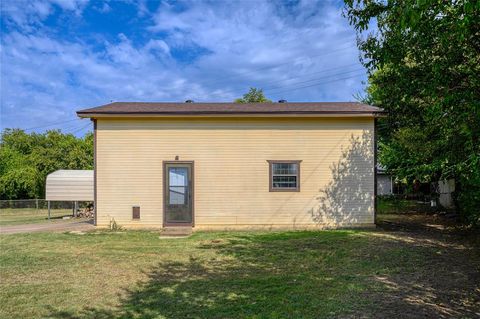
[77,206,94,219]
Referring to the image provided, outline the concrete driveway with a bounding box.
[0,220,94,235]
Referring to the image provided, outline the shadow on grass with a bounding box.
[48,230,480,319]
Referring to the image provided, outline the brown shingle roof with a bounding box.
[77,102,385,117]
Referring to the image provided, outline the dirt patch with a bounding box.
[0,219,94,234]
[369,214,480,318]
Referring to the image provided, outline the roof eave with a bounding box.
[77,111,387,119]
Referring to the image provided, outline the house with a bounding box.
[77,102,385,229]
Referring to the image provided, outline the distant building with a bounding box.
[376,165,455,209]
[376,166,393,195]
[438,179,455,208]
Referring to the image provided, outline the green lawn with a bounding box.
[0,208,74,226]
[377,196,428,214]
[1,222,478,318]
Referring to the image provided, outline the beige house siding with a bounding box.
[95,117,375,229]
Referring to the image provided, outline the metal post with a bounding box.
[74,201,78,217]
[390,176,393,194]
[48,201,51,220]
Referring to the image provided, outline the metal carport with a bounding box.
[45,170,94,218]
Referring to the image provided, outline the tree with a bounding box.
[234,87,272,103]
[344,0,480,224]
[0,129,94,199]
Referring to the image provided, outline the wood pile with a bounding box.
[77,206,94,219]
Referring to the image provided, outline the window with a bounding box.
[268,160,301,192]
[169,167,188,205]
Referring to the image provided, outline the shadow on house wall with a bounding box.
[310,131,374,225]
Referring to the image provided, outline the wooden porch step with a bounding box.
[160,227,192,237]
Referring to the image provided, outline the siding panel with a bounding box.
[96,117,374,228]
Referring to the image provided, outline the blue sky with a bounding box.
[0,0,367,136]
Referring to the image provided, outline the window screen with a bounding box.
[169,167,188,205]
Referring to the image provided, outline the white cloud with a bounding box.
[0,0,88,30]
[50,0,87,12]
[0,0,367,134]
[95,2,111,13]
[0,30,207,131]
[145,0,365,101]
[145,39,171,56]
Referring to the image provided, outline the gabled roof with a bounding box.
[77,102,385,118]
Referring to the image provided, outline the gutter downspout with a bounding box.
[92,119,97,226]
[374,118,378,225]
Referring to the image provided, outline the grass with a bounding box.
[1,220,479,318]
[0,208,74,226]
[377,196,428,214]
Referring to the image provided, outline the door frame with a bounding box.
[163,161,194,227]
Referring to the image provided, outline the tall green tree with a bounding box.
[235,87,272,103]
[344,0,480,224]
[0,129,93,200]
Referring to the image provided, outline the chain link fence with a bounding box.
[0,199,93,226]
